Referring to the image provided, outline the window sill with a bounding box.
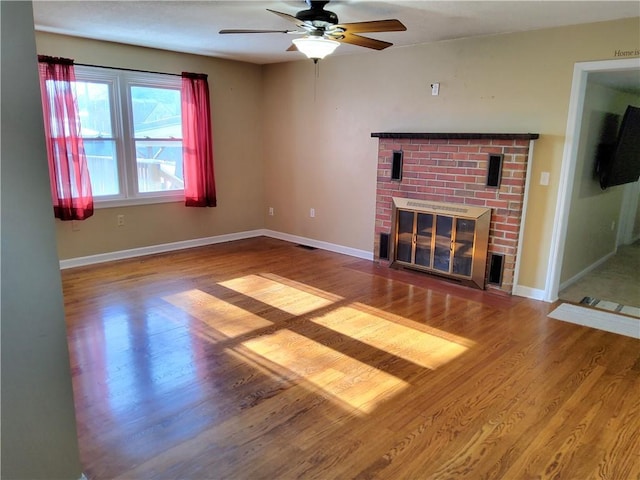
[94,194,184,209]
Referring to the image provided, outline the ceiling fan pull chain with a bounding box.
[314,60,319,102]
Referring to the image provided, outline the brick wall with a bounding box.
[374,135,534,294]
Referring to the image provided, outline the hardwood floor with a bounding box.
[61,237,640,480]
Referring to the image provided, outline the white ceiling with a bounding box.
[32,1,640,65]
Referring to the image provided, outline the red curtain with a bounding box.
[38,55,94,220]
[181,72,217,207]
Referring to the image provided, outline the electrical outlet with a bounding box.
[310,208,315,218]
[117,214,125,226]
[268,207,274,216]
[431,82,440,96]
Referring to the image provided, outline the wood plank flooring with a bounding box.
[61,237,640,479]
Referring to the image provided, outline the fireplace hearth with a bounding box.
[372,132,539,294]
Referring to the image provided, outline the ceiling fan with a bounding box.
[219,0,407,61]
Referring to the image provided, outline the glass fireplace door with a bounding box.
[395,210,415,263]
[415,213,434,267]
[452,218,476,276]
[433,215,453,273]
[390,197,492,289]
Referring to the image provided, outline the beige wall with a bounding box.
[263,18,640,291]
[561,82,640,283]
[38,18,639,294]
[1,2,82,477]
[36,32,265,260]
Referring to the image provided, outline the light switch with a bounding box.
[540,171,550,186]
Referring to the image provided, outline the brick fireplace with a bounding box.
[372,132,538,294]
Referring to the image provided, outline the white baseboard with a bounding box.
[512,284,546,301]
[263,229,373,260]
[59,229,373,269]
[59,230,266,269]
[559,249,616,291]
[56,231,563,304]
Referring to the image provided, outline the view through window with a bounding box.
[75,66,183,205]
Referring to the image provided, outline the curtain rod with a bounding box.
[74,62,182,77]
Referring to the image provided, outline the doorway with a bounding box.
[545,58,640,307]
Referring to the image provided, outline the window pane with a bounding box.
[131,86,182,139]
[84,140,119,196]
[75,81,113,138]
[135,140,184,193]
[72,67,186,203]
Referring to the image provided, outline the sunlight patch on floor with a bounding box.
[238,329,409,415]
[163,273,474,414]
[219,273,340,316]
[352,301,476,347]
[163,289,272,339]
[311,304,471,370]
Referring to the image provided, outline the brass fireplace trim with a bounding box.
[390,198,492,289]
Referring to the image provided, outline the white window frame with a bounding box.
[74,66,184,208]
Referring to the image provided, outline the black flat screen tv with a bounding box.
[599,105,640,189]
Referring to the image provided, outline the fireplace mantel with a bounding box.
[371,132,539,140]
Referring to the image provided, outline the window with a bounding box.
[74,66,184,206]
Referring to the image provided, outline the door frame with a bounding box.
[544,57,640,302]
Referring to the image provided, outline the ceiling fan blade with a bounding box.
[335,19,406,34]
[335,32,393,50]
[219,29,299,34]
[267,9,307,29]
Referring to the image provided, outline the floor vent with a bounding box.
[297,244,317,250]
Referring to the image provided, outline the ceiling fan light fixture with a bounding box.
[292,36,340,60]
